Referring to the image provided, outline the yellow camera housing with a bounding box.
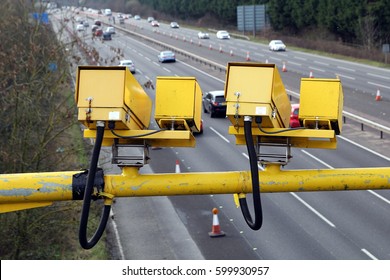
[225,62,291,128]
[299,78,343,134]
[154,76,202,133]
[75,66,152,130]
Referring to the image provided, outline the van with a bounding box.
[104,9,112,16]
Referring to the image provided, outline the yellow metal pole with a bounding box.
[1,166,389,211]
[106,165,390,197]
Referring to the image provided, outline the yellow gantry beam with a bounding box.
[0,165,389,213]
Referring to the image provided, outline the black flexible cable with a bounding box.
[239,117,263,230]
[79,124,111,249]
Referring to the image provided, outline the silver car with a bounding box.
[198,31,210,39]
[269,40,286,51]
[119,60,136,74]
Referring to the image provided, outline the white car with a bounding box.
[216,30,230,39]
[76,24,85,31]
[170,22,179,28]
[198,31,209,39]
[106,27,115,34]
[119,60,136,74]
[269,40,286,51]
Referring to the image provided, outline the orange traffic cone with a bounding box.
[282,62,287,72]
[208,208,225,237]
[375,89,382,101]
[309,70,314,78]
[246,51,250,61]
[175,160,181,173]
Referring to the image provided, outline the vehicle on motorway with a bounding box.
[289,103,300,128]
[151,20,160,27]
[158,50,176,63]
[118,60,136,74]
[104,8,112,16]
[216,30,230,39]
[147,16,154,22]
[102,32,112,41]
[76,24,85,31]
[94,20,101,26]
[105,27,115,34]
[119,17,125,24]
[94,28,103,37]
[91,24,99,33]
[198,31,209,39]
[170,22,179,28]
[83,20,89,27]
[202,90,227,118]
[134,15,141,20]
[269,40,286,51]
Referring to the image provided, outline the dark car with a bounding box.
[102,32,112,40]
[158,50,176,63]
[202,90,227,118]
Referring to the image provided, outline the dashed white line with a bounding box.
[367,72,390,80]
[109,209,125,260]
[288,61,302,66]
[294,56,307,61]
[314,60,329,66]
[309,66,326,72]
[301,150,334,169]
[335,73,356,80]
[241,153,264,170]
[290,192,336,228]
[367,81,390,90]
[210,127,230,143]
[163,67,171,73]
[361,248,378,260]
[367,190,390,205]
[338,135,390,161]
[337,66,356,72]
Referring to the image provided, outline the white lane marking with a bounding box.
[335,73,356,80]
[270,56,282,61]
[314,60,330,66]
[294,56,307,61]
[337,66,356,72]
[152,61,160,67]
[163,67,171,73]
[309,66,326,72]
[367,190,390,205]
[290,192,336,228]
[179,61,225,83]
[109,208,125,260]
[288,61,302,66]
[367,72,390,80]
[361,248,378,260]
[210,127,230,143]
[368,81,390,90]
[241,153,264,170]
[338,135,390,162]
[254,52,265,57]
[301,150,334,169]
